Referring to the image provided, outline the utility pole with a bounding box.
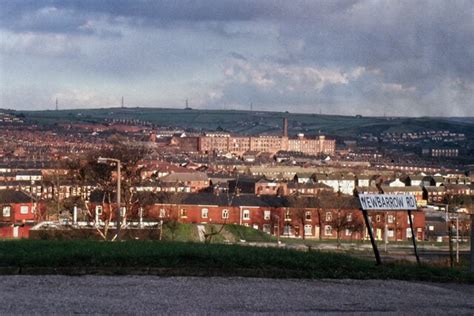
[384,212,388,252]
[456,215,459,264]
[470,214,474,273]
[121,96,124,109]
[274,215,280,246]
[56,155,60,220]
[55,98,58,111]
[448,220,454,268]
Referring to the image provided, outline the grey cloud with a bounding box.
[2,0,473,116]
[0,1,357,34]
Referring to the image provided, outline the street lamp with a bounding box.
[97,157,121,233]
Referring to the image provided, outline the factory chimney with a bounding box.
[282,117,288,137]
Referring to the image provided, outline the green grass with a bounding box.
[224,224,275,242]
[161,222,197,242]
[0,240,472,282]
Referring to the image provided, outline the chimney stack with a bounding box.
[283,117,288,137]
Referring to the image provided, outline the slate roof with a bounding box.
[287,182,332,189]
[0,190,32,203]
[160,172,209,182]
[89,190,289,207]
[381,186,423,193]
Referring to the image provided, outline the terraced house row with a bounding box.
[87,191,425,241]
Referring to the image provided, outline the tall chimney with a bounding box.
[283,117,288,137]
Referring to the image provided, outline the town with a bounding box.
[0,108,472,247]
[1,0,474,312]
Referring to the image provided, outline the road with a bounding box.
[0,276,473,314]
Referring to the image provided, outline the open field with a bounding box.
[0,240,472,283]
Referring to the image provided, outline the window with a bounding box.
[388,215,394,224]
[284,210,291,221]
[325,212,332,222]
[243,209,250,220]
[305,211,312,221]
[222,209,229,219]
[95,206,103,215]
[376,215,381,223]
[180,208,187,218]
[263,210,271,220]
[324,225,333,236]
[345,229,351,236]
[284,224,292,235]
[406,228,412,238]
[2,206,11,217]
[407,214,414,224]
[263,224,271,234]
[346,213,352,222]
[387,228,394,238]
[252,224,259,230]
[304,224,312,236]
[159,208,166,218]
[201,208,208,219]
[20,205,29,214]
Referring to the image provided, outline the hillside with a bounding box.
[4,107,474,141]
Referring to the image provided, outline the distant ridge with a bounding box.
[12,107,474,142]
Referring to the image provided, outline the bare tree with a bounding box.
[347,214,365,243]
[70,137,150,240]
[288,195,307,239]
[320,191,359,246]
[288,194,320,240]
[157,192,185,241]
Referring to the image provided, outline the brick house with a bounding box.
[159,172,210,192]
[287,182,332,196]
[88,191,425,241]
[0,189,37,238]
[423,186,446,203]
[255,179,288,196]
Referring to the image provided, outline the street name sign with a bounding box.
[358,194,417,210]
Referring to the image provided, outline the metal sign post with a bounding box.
[361,208,382,265]
[358,194,419,265]
[408,209,420,265]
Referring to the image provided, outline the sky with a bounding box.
[0,0,473,116]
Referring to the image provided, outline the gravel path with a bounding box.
[0,276,473,314]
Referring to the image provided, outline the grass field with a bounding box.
[0,240,472,283]
[224,224,275,242]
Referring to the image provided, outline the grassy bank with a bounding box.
[0,240,472,282]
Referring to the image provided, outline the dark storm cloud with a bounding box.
[0,0,357,33]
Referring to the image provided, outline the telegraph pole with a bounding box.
[470,214,474,273]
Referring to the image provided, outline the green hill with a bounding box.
[6,107,474,141]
